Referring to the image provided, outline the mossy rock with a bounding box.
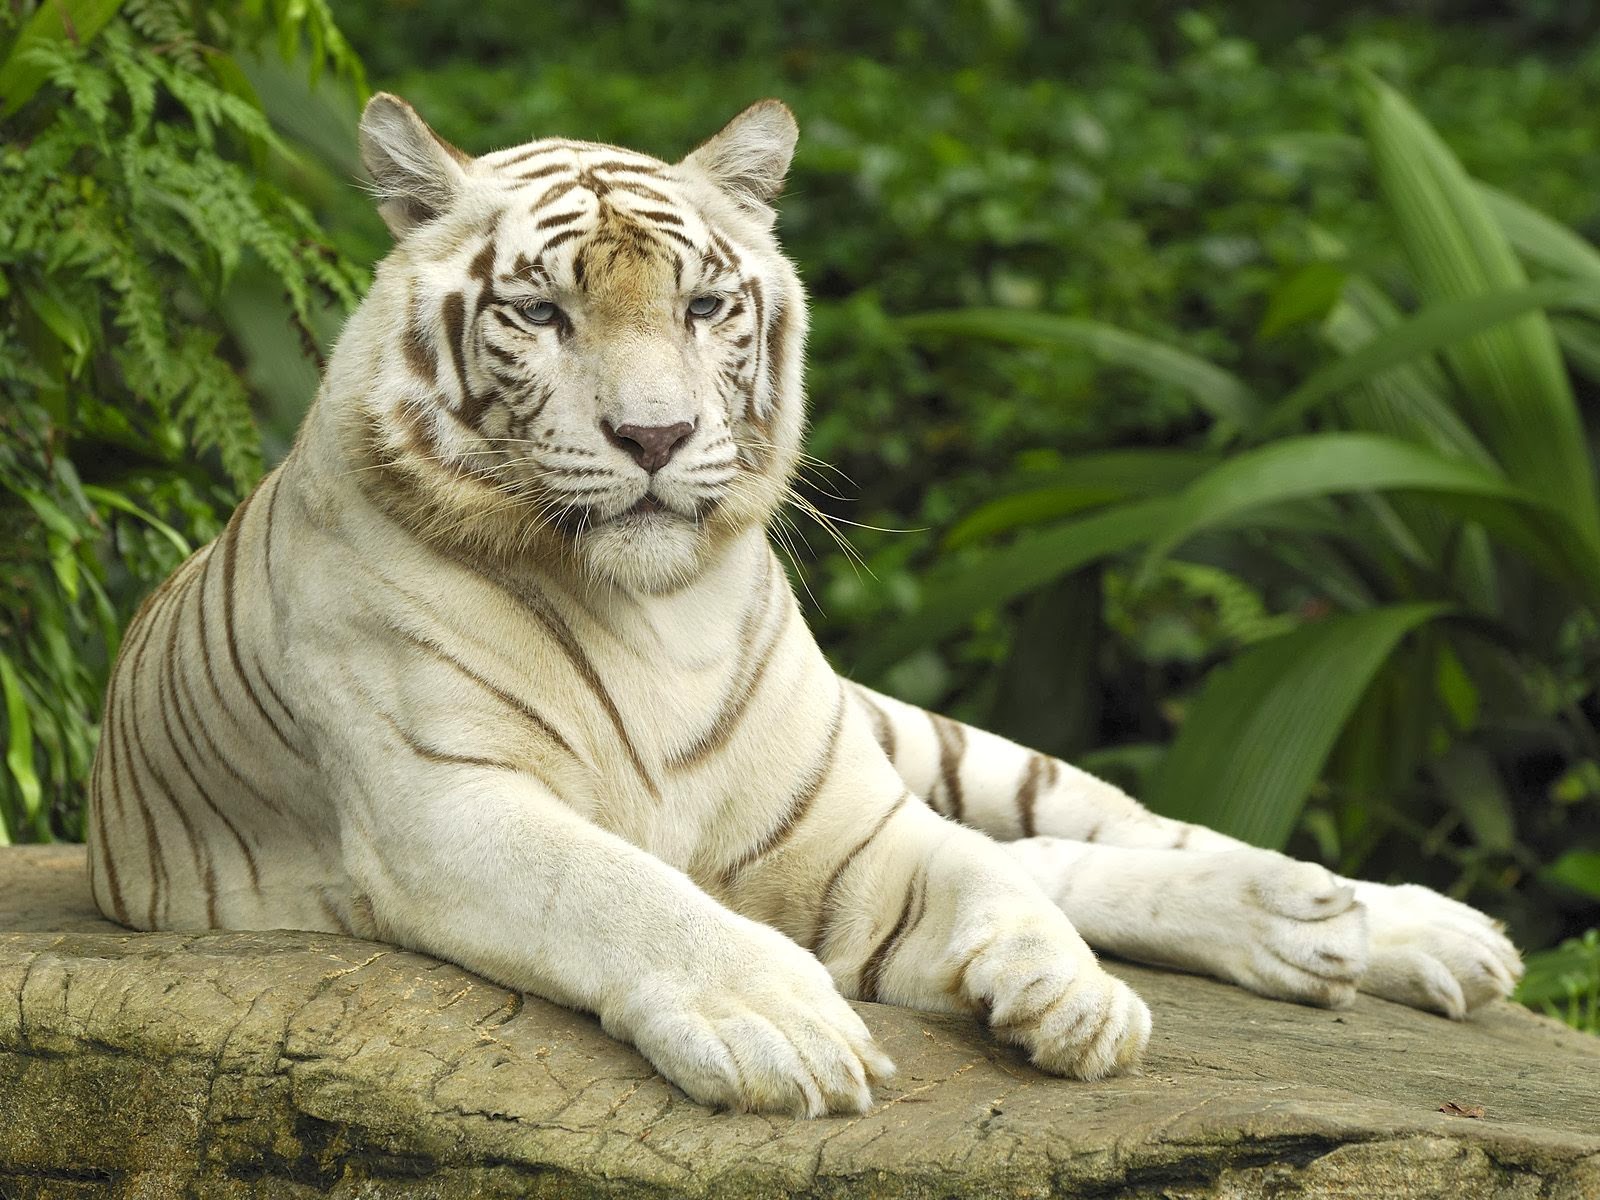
[3,844,1598,1198]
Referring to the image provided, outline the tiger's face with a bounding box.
[344,95,807,592]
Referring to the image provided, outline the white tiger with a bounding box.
[85,93,1522,1116]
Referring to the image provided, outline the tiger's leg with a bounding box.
[721,692,1151,1081]
[340,762,892,1117]
[847,682,1522,1016]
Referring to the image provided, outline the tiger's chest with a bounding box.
[338,532,828,873]
[562,571,828,872]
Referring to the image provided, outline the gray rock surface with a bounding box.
[3,843,1598,1198]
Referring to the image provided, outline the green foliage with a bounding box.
[894,71,1600,971]
[1517,930,1600,1035]
[0,0,364,842]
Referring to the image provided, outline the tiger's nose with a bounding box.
[604,421,695,473]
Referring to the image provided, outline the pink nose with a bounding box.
[605,421,694,473]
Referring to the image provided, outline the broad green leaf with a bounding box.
[985,570,1103,758]
[1323,276,1498,599]
[82,485,192,556]
[944,486,1126,550]
[1554,317,1600,382]
[48,534,80,602]
[15,488,82,541]
[857,495,1341,677]
[1148,603,1449,849]
[1323,277,1495,469]
[1479,184,1600,285]
[1515,930,1600,1009]
[1260,261,1348,338]
[1430,743,1514,853]
[0,651,42,845]
[898,308,1260,428]
[944,448,1217,548]
[1543,852,1600,900]
[1357,73,1600,542]
[1264,279,1600,433]
[0,0,124,116]
[1135,433,1600,601]
[20,283,96,377]
[854,497,1177,676]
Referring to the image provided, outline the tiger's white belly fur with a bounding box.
[86,90,1521,1117]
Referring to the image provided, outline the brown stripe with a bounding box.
[629,208,683,226]
[159,578,261,893]
[468,237,498,287]
[261,468,284,591]
[103,571,193,927]
[535,208,584,229]
[859,871,927,1003]
[183,552,295,824]
[668,558,787,770]
[402,292,438,384]
[1172,826,1192,850]
[516,160,572,182]
[605,180,675,205]
[107,630,167,928]
[374,705,534,777]
[653,225,698,253]
[130,687,215,927]
[440,290,477,417]
[586,159,662,175]
[853,686,896,761]
[538,227,584,254]
[114,701,164,929]
[762,292,792,414]
[390,626,578,762]
[532,180,579,210]
[1016,754,1048,838]
[87,711,129,925]
[719,690,845,884]
[437,554,656,798]
[219,488,306,761]
[810,791,911,956]
[491,145,550,169]
[929,713,967,822]
[746,277,767,420]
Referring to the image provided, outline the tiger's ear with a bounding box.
[682,99,797,218]
[358,93,471,237]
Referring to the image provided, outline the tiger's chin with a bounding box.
[581,511,706,592]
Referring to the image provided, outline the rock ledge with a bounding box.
[3,845,1598,1198]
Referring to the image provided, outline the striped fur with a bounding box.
[88,94,1517,1117]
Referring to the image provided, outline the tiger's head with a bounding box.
[332,94,807,592]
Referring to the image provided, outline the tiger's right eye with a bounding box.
[518,300,561,325]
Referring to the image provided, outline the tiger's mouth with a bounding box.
[544,488,719,542]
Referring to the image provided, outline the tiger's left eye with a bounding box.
[687,295,723,319]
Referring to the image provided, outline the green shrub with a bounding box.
[0,0,365,842]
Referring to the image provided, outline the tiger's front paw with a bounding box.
[613,918,895,1117]
[1202,849,1370,1008]
[952,908,1150,1080]
[1349,881,1522,1018]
